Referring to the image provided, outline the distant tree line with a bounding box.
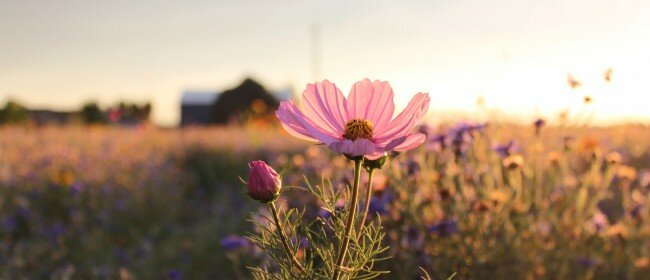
[0,100,151,126]
[0,101,29,124]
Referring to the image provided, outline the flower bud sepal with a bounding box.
[363,153,388,172]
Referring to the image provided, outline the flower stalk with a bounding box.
[269,201,307,276]
[332,158,363,280]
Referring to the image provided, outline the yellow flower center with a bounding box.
[342,119,374,141]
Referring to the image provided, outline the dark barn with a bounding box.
[179,78,286,127]
[212,78,280,124]
[180,91,219,126]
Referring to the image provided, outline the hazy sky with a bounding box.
[1,0,649,125]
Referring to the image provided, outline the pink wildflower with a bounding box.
[276,79,430,159]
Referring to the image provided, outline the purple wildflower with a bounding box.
[418,124,435,137]
[406,159,420,177]
[404,227,422,248]
[534,118,546,135]
[70,182,84,196]
[291,237,309,249]
[16,206,31,218]
[318,208,332,219]
[114,199,128,211]
[630,204,642,218]
[368,196,389,216]
[45,222,67,242]
[166,269,183,280]
[428,218,459,237]
[578,257,598,268]
[592,212,608,232]
[3,217,17,233]
[115,248,129,264]
[641,172,650,188]
[427,133,447,151]
[220,235,249,251]
[494,140,517,158]
[470,122,488,133]
[448,122,485,158]
[563,135,575,151]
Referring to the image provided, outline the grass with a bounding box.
[0,123,648,279]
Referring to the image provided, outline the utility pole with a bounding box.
[310,24,322,81]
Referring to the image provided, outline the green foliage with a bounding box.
[0,100,28,124]
[247,176,389,279]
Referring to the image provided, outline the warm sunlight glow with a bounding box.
[1,0,648,125]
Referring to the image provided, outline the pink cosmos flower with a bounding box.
[247,160,282,203]
[276,79,430,159]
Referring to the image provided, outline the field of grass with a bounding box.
[0,123,649,279]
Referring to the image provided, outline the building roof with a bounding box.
[181,91,219,105]
[274,88,293,101]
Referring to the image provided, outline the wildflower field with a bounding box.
[0,122,649,279]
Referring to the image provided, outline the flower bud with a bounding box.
[246,160,281,203]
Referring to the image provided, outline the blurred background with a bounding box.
[2,0,650,126]
[1,1,650,279]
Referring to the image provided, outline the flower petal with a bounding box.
[374,93,430,144]
[365,152,386,160]
[346,79,395,129]
[276,101,339,144]
[328,139,376,156]
[276,101,318,142]
[384,133,426,152]
[301,80,348,135]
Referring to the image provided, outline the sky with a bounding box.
[1,0,649,126]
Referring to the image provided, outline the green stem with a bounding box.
[357,169,375,234]
[270,201,307,276]
[332,159,362,280]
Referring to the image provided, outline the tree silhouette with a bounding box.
[0,101,28,124]
[80,102,106,124]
